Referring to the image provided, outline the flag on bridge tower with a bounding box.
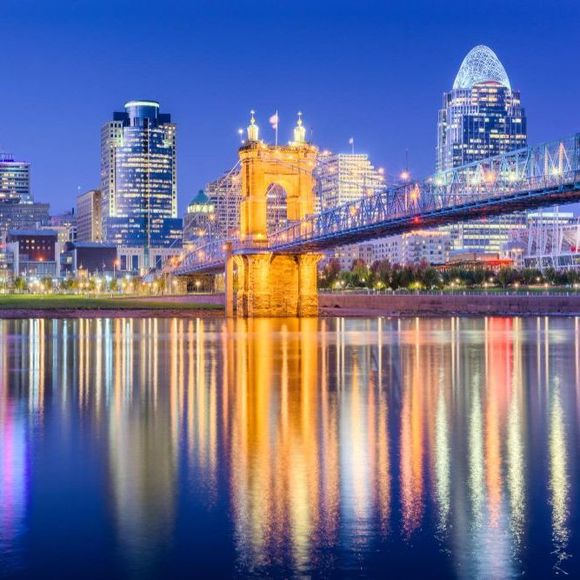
[269,111,279,145]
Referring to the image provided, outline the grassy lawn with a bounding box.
[0,295,223,311]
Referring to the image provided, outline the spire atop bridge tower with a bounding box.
[293,112,306,144]
[247,110,259,142]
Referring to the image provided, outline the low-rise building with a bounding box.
[7,229,60,279]
[61,241,117,277]
[117,246,182,275]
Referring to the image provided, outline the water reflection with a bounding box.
[0,316,578,577]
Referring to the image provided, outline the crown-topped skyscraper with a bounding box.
[437,45,527,172]
[436,46,528,253]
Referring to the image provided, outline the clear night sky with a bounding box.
[1,0,579,214]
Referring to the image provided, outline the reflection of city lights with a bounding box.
[549,389,570,572]
[2,317,578,576]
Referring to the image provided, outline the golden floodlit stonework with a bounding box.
[227,117,321,317]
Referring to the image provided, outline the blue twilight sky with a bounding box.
[0,0,579,214]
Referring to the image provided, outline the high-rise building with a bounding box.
[315,152,384,211]
[0,154,31,204]
[100,100,182,267]
[0,153,49,239]
[316,151,385,265]
[76,189,102,242]
[436,45,528,253]
[205,168,241,238]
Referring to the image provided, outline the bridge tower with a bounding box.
[229,112,321,317]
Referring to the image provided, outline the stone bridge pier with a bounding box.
[230,252,321,317]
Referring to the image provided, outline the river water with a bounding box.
[0,316,578,578]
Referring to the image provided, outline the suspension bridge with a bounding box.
[169,120,580,317]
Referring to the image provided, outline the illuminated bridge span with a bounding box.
[175,133,580,279]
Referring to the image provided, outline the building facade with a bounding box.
[0,154,31,204]
[49,210,77,245]
[436,45,528,253]
[100,100,182,269]
[7,229,60,278]
[0,203,50,240]
[76,189,102,242]
[330,230,451,269]
[61,241,118,277]
[373,230,451,266]
[315,152,384,212]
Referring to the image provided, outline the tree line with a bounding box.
[319,258,580,290]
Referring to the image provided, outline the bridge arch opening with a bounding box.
[265,183,289,234]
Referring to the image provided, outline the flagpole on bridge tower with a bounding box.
[269,110,279,146]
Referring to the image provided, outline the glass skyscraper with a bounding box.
[436,46,528,253]
[101,100,182,265]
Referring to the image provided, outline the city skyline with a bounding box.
[0,0,578,214]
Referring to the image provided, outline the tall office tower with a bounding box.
[436,45,528,253]
[100,100,182,265]
[317,151,384,265]
[205,168,241,238]
[76,189,102,242]
[0,154,31,204]
[315,152,384,211]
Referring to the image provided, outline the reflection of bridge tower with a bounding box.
[229,112,322,317]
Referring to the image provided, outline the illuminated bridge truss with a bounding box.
[174,134,580,275]
[523,215,580,271]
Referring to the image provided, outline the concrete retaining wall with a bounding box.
[171,292,580,317]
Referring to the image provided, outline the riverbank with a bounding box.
[0,295,224,318]
[319,293,580,316]
[1,293,578,318]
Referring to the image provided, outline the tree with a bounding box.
[13,277,27,293]
[421,267,441,289]
[320,258,341,288]
[496,267,516,288]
